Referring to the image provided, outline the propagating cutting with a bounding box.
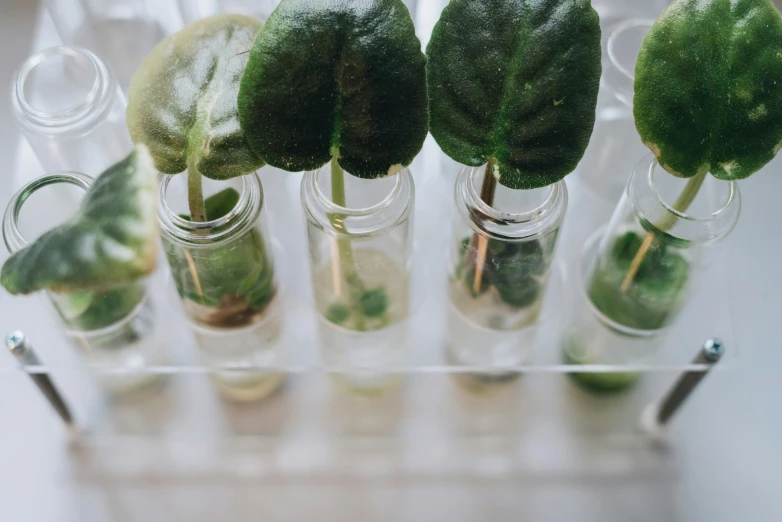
[591,0,782,328]
[427,0,601,313]
[127,15,278,327]
[238,0,428,330]
[1,146,158,330]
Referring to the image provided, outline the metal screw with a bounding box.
[6,330,26,355]
[702,338,724,363]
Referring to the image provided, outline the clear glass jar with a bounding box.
[158,171,285,402]
[563,154,741,392]
[446,165,567,389]
[12,46,133,177]
[575,19,654,205]
[44,0,173,91]
[301,163,414,395]
[3,173,169,396]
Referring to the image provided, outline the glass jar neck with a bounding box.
[3,172,92,254]
[629,154,741,245]
[12,46,119,136]
[157,172,264,246]
[601,19,653,109]
[456,164,567,240]
[301,163,414,237]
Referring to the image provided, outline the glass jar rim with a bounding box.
[3,172,92,254]
[464,164,562,225]
[157,172,262,244]
[644,156,740,224]
[457,164,567,241]
[607,19,653,82]
[310,164,404,217]
[13,46,110,131]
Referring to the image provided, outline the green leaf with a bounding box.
[55,283,146,331]
[634,0,782,180]
[589,231,690,330]
[238,0,428,178]
[179,187,240,221]
[127,15,265,180]
[1,146,158,295]
[426,0,601,189]
[325,303,351,325]
[359,287,388,317]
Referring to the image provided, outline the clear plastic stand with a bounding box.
[1,129,736,483]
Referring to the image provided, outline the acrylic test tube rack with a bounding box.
[0,0,735,492]
[0,133,737,486]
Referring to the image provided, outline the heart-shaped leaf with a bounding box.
[1,146,158,295]
[127,14,264,180]
[238,0,428,178]
[634,0,782,180]
[426,0,601,189]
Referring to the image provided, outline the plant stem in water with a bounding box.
[187,156,208,223]
[620,169,708,292]
[185,155,207,303]
[328,155,364,302]
[469,159,498,294]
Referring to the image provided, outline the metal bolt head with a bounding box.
[6,330,27,355]
[703,338,724,362]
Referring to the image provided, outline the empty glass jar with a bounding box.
[446,165,567,390]
[3,173,169,396]
[44,0,173,90]
[574,19,654,205]
[12,46,132,177]
[563,154,741,392]
[158,172,284,402]
[301,162,414,395]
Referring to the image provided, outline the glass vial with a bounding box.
[301,163,414,395]
[3,173,169,396]
[563,154,741,392]
[158,172,285,402]
[575,19,654,205]
[12,46,133,178]
[44,0,173,91]
[446,165,567,390]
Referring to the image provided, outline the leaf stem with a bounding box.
[469,159,498,294]
[187,156,208,223]
[620,169,708,292]
[328,154,365,303]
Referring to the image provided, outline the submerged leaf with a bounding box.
[178,187,241,221]
[238,0,428,177]
[127,14,264,180]
[634,0,782,179]
[1,146,158,295]
[427,0,601,189]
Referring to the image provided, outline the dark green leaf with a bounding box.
[634,0,782,179]
[166,227,274,311]
[55,283,145,331]
[127,15,265,180]
[359,287,389,317]
[238,0,428,178]
[426,0,601,189]
[179,187,241,221]
[1,146,158,295]
[589,231,690,330]
[325,303,351,325]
